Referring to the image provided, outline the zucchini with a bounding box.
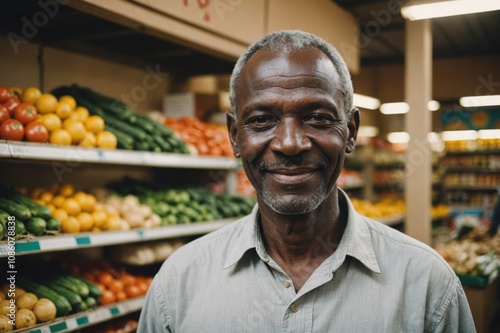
[109,128,134,150]
[0,197,31,220]
[9,191,51,218]
[153,136,172,152]
[45,217,61,232]
[65,274,102,299]
[46,283,83,307]
[134,140,150,152]
[74,85,135,120]
[52,275,89,298]
[84,296,97,309]
[18,277,72,317]
[100,114,146,141]
[133,115,155,134]
[15,220,26,236]
[25,217,47,236]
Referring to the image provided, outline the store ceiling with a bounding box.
[332,0,500,65]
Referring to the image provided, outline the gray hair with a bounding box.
[229,30,354,118]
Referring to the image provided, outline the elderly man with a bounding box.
[138,30,475,332]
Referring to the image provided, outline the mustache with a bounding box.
[258,156,329,172]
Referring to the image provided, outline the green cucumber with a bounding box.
[9,192,51,218]
[14,220,26,236]
[55,275,90,298]
[133,115,155,134]
[65,274,102,299]
[18,277,72,316]
[0,197,31,220]
[0,209,9,228]
[25,217,46,236]
[100,114,146,141]
[47,283,84,307]
[108,128,134,150]
[46,217,61,232]
[84,296,97,309]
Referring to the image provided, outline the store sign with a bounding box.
[131,0,265,44]
[442,108,500,130]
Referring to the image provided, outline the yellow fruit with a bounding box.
[13,288,26,300]
[58,183,75,197]
[61,198,81,216]
[74,192,95,213]
[78,212,94,231]
[0,300,14,316]
[92,210,107,228]
[21,87,42,104]
[55,102,73,119]
[58,95,76,110]
[30,187,44,200]
[52,208,68,222]
[16,293,38,310]
[40,113,62,132]
[0,314,13,332]
[49,129,71,146]
[105,216,122,231]
[75,106,89,122]
[39,191,53,204]
[63,120,86,144]
[45,204,56,214]
[79,132,97,148]
[91,227,101,233]
[15,308,37,329]
[96,131,117,149]
[52,195,65,207]
[84,115,105,134]
[61,216,80,233]
[66,112,81,122]
[36,93,58,114]
[9,87,22,99]
[33,298,57,322]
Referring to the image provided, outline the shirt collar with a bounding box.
[222,190,381,274]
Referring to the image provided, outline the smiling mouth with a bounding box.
[266,167,318,185]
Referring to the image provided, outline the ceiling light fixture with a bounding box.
[427,100,441,111]
[441,130,478,141]
[357,126,379,138]
[387,132,410,144]
[353,93,381,110]
[401,0,500,21]
[380,102,409,115]
[478,129,500,140]
[459,95,500,107]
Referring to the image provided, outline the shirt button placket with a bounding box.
[283,281,291,288]
[289,303,299,313]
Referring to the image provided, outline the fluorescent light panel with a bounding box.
[478,129,500,140]
[441,130,478,141]
[402,0,500,21]
[459,95,500,107]
[387,132,410,144]
[427,100,440,111]
[353,93,381,110]
[357,126,379,138]
[380,102,409,115]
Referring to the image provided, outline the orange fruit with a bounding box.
[58,183,74,197]
[124,285,141,298]
[84,115,104,134]
[77,212,94,231]
[98,273,114,287]
[39,191,53,204]
[55,102,73,119]
[104,216,121,231]
[92,210,107,228]
[36,94,58,114]
[40,114,61,132]
[61,198,81,216]
[80,193,96,213]
[61,216,80,233]
[49,129,71,146]
[52,195,65,207]
[75,107,89,122]
[58,95,76,110]
[99,290,115,305]
[52,208,68,222]
[21,87,42,104]
[108,280,124,293]
[63,120,86,144]
[79,132,96,148]
[115,290,127,302]
[96,131,117,149]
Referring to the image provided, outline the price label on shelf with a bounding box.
[0,142,10,156]
[65,317,78,330]
[88,308,111,322]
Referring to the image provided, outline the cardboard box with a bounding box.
[163,92,219,121]
[463,276,499,333]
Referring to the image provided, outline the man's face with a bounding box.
[228,47,359,215]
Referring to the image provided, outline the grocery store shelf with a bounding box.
[443,185,499,191]
[444,166,500,173]
[0,219,235,257]
[445,149,500,156]
[26,296,144,333]
[374,162,404,169]
[0,141,240,170]
[376,214,405,226]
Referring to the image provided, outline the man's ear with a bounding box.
[345,108,360,154]
[227,112,240,158]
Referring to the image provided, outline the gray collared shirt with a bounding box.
[138,190,476,333]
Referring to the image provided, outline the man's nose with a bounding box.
[269,118,312,156]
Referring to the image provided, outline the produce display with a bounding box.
[164,116,233,156]
[106,178,256,225]
[0,84,118,149]
[237,169,256,198]
[0,187,60,239]
[52,84,189,154]
[444,138,500,153]
[108,238,185,265]
[0,286,58,331]
[443,155,500,169]
[434,226,500,278]
[444,173,500,187]
[351,198,450,221]
[337,170,363,189]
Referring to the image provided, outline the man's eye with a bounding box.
[248,116,276,128]
[306,114,333,124]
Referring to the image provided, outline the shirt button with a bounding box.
[283,281,291,288]
[290,303,299,313]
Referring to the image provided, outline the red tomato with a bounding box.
[15,103,38,125]
[0,119,24,141]
[4,98,20,117]
[25,121,48,143]
[0,85,11,104]
[0,105,9,123]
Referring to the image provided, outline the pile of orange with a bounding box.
[7,86,116,149]
[165,117,233,156]
[21,183,121,234]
